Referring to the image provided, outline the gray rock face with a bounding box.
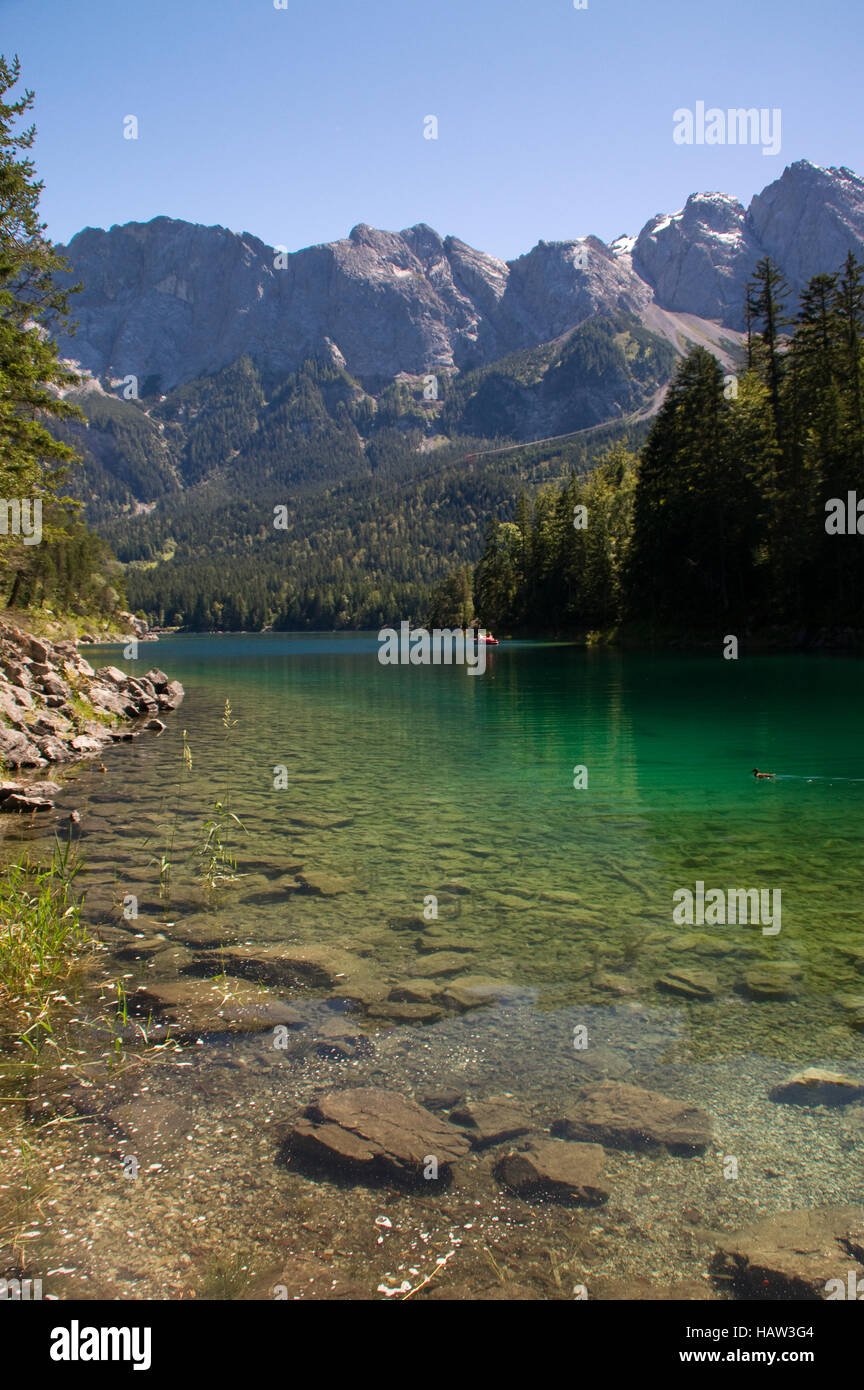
[634,162,864,329]
[747,162,864,296]
[632,192,757,324]
[56,217,510,388]
[54,162,864,393]
[0,619,183,776]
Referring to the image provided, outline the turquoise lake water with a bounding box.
[3,634,863,1299]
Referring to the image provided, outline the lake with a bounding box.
[3,633,864,1300]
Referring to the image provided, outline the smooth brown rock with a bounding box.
[554,1081,712,1152]
[365,1000,445,1024]
[769,1068,864,1106]
[439,977,522,1011]
[413,951,473,978]
[742,963,802,1000]
[495,1139,608,1205]
[656,967,718,1000]
[193,943,357,991]
[295,870,351,896]
[313,1018,374,1059]
[387,979,441,1004]
[712,1207,864,1298]
[284,1086,471,1184]
[108,1097,192,1162]
[130,978,304,1039]
[449,1097,532,1148]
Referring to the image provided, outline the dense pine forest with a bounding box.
[53,313,665,632]
[453,254,864,642]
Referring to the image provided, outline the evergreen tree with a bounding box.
[0,55,120,616]
[746,257,791,440]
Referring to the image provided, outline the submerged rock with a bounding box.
[449,1097,532,1148]
[130,978,304,1040]
[295,870,352,896]
[711,1206,864,1299]
[283,1086,471,1185]
[494,1139,608,1205]
[386,978,437,1004]
[415,929,478,953]
[248,1258,368,1301]
[313,1017,375,1059]
[365,1000,445,1024]
[413,951,474,977]
[656,967,718,1000]
[108,1097,192,1163]
[741,963,802,1000]
[769,1068,864,1106]
[592,1276,717,1301]
[554,1081,712,1153]
[387,915,427,932]
[420,1088,465,1111]
[438,977,523,1012]
[192,943,359,991]
[833,992,864,1031]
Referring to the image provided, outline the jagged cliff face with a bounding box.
[54,161,864,393]
[633,162,864,329]
[747,163,864,291]
[632,192,756,323]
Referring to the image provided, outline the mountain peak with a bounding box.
[54,162,864,386]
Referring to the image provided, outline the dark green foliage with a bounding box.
[443,312,677,442]
[64,341,649,630]
[471,254,864,639]
[0,54,125,619]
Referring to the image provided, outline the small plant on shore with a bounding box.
[68,692,113,729]
[0,836,87,1045]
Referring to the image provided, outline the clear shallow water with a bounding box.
[2,635,864,1300]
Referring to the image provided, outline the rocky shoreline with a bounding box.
[0,619,184,812]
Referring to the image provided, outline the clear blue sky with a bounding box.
[4,0,863,260]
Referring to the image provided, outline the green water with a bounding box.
[4,635,864,1300]
[94,634,864,1017]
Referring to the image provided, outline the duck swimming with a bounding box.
[751,768,775,780]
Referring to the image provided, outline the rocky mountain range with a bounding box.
[39,159,864,631]
[54,160,864,395]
